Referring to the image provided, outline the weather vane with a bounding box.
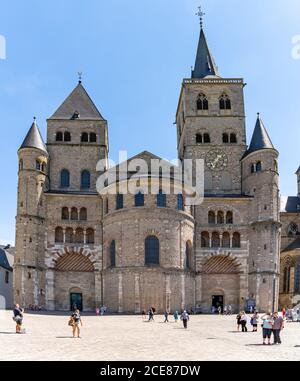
[78,71,83,83]
[196,5,205,29]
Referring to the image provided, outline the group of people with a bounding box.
[141,308,190,329]
[212,305,233,315]
[236,310,284,345]
[95,306,107,316]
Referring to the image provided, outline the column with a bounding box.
[94,271,102,308]
[135,273,141,314]
[209,232,212,248]
[181,274,185,310]
[83,229,87,245]
[45,269,55,311]
[165,274,171,312]
[118,273,123,313]
[230,234,233,248]
[63,228,66,244]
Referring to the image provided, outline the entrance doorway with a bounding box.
[212,295,224,313]
[70,293,83,311]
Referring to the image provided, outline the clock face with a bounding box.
[206,150,228,171]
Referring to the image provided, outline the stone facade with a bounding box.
[14,23,282,313]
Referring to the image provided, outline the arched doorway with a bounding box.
[54,250,95,311]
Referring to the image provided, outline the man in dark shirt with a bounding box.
[272,312,284,344]
[13,304,24,334]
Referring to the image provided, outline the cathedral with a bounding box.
[14,18,283,314]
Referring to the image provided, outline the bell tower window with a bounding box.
[197,93,209,110]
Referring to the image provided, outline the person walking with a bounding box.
[272,312,284,345]
[95,307,100,316]
[228,305,232,315]
[148,307,154,322]
[217,306,222,315]
[261,312,274,345]
[164,310,169,323]
[223,305,227,315]
[181,310,189,329]
[251,311,259,332]
[236,312,242,331]
[71,309,82,338]
[240,311,248,332]
[174,311,179,323]
[13,304,24,334]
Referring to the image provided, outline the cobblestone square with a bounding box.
[0,311,300,361]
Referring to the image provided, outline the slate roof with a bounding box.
[243,115,275,158]
[192,28,219,79]
[0,248,13,271]
[281,196,300,213]
[282,238,300,253]
[19,119,48,154]
[49,82,105,120]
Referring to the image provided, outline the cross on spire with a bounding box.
[78,71,83,83]
[196,5,205,29]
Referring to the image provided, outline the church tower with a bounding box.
[241,114,280,311]
[176,18,247,194]
[14,118,49,307]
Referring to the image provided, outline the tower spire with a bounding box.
[192,6,219,79]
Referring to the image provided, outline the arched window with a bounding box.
[212,232,220,248]
[177,194,184,211]
[186,241,193,270]
[71,207,78,221]
[274,160,278,172]
[90,133,97,143]
[62,207,69,220]
[295,264,300,293]
[80,208,87,221]
[217,211,224,224]
[219,94,231,110]
[208,211,215,224]
[135,192,144,207]
[60,169,70,188]
[41,162,46,172]
[19,159,23,171]
[157,190,166,208]
[197,93,209,110]
[196,133,203,144]
[116,194,124,210]
[64,131,71,142]
[226,211,233,224]
[230,133,237,143]
[110,240,116,268]
[201,232,210,248]
[251,164,255,174]
[222,232,230,248]
[86,228,95,244]
[145,236,159,265]
[75,228,84,244]
[203,133,210,143]
[232,232,241,248]
[256,162,262,172]
[222,133,229,143]
[288,223,298,236]
[36,160,41,171]
[104,198,109,214]
[55,227,63,243]
[65,228,74,244]
[56,132,63,142]
[283,266,291,293]
[81,133,88,143]
[81,170,91,189]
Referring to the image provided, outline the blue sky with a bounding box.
[0,0,300,245]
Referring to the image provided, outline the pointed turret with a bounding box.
[19,118,47,154]
[243,114,275,158]
[192,27,219,79]
[49,82,105,120]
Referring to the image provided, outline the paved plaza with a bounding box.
[0,311,300,361]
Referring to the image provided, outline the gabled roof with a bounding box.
[192,28,219,79]
[49,82,105,121]
[19,118,48,154]
[243,114,275,159]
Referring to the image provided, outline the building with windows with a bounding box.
[279,170,300,309]
[0,245,14,309]
[14,17,281,313]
